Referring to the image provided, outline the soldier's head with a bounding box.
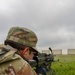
[4,26,38,60]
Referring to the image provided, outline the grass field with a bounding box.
[51,55,75,75]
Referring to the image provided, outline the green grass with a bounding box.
[51,55,75,75]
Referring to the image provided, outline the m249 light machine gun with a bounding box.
[29,47,57,75]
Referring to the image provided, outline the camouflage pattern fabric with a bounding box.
[0,46,37,75]
[6,26,38,52]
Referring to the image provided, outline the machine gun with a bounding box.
[29,47,57,75]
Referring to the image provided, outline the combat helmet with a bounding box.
[5,26,38,52]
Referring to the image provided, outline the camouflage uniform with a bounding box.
[0,27,38,75]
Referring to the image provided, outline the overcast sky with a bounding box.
[0,0,75,51]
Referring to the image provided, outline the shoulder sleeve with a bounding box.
[17,59,38,75]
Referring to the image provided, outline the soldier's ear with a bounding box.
[22,47,30,55]
[19,47,29,56]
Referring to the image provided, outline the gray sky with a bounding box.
[0,0,75,50]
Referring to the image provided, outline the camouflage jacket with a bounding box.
[0,45,37,75]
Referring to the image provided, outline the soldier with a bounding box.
[0,26,39,75]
